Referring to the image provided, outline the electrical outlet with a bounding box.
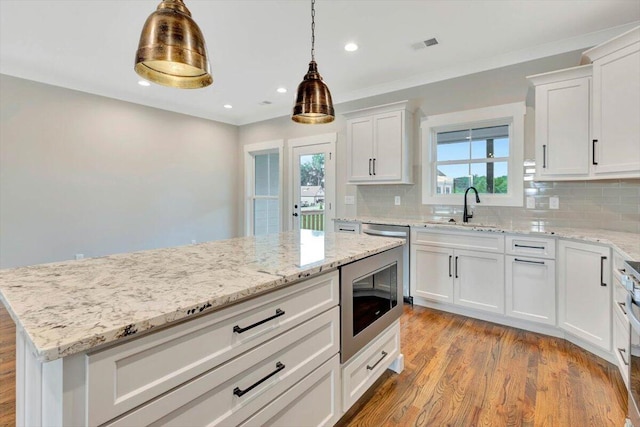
[344,195,355,205]
[394,196,401,206]
[549,196,560,209]
[526,196,535,209]
[75,254,84,260]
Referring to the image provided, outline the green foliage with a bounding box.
[453,175,508,194]
[300,154,325,187]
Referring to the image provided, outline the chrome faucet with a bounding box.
[463,186,480,223]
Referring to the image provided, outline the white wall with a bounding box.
[0,75,239,268]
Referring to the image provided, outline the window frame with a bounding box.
[243,139,284,236]
[421,102,525,207]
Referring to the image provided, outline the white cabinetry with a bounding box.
[345,101,413,184]
[558,240,611,351]
[585,27,640,177]
[411,229,505,315]
[528,66,592,180]
[505,236,556,325]
[529,26,640,180]
[334,220,361,234]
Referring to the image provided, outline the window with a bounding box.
[422,103,525,207]
[244,140,283,236]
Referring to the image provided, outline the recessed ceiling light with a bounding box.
[223,104,233,109]
[344,43,358,52]
[277,87,287,94]
[138,80,151,87]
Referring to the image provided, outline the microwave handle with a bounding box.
[627,293,640,334]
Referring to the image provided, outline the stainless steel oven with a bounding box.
[340,245,404,363]
[625,260,640,426]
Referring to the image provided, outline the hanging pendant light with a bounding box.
[134,0,212,89]
[292,0,335,124]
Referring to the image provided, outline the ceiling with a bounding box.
[1,1,638,126]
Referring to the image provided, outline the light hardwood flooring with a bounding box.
[0,303,627,426]
[339,304,627,426]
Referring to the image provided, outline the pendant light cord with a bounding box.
[311,0,316,61]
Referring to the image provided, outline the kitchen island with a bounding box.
[0,230,404,426]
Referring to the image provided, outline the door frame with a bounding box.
[243,139,284,236]
[287,133,337,231]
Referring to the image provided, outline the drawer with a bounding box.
[505,235,555,259]
[412,229,504,253]
[614,278,630,322]
[342,320,400,412]
[335,221,361,234]
[105,307,340,427]
[613,306,630,387]
[240,354,341,427]
[613,249,628,283]
[88,270,339,425]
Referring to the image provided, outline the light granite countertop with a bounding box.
[0,230,403,362]
[336,216,640,261]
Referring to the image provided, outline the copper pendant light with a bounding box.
[135,0,212,89]
[292,0,335,124]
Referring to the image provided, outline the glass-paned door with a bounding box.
[292,144,333,231]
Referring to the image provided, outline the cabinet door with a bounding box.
[347,116,374,181]
[505,256,556,325]
[411,245,454,303]
[535,78,590,178]
[453,249,505,314]
[592,43,640,175]
[372,111,403,181]
[558,240,611,351]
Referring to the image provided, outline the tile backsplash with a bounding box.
[357,173,640,233]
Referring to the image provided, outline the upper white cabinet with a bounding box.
[528,66,592,180]
[344,101,413,184]
[584,27,640,177]
[529,26,640,180]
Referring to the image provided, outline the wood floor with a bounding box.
[0,303,627,427]
[0,303,16,427]
[339,304,627,427]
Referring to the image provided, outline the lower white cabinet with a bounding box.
[334,220,360,234]
[505,255,556,325]
[558,240,611,351]
[411,245,454,303]
[411,242,504,315]
[239,355,341,427]
[341,321,401,412]
[454,249,505,314]
[105,307,340,427]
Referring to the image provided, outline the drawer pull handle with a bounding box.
[514,244,545,250]
[339,228,355,232]
[233,309,285,334]
[367,351,388,371]
[618,301,627,315]
[514,258,545,265]
[618,348,629,366]
[601,256,607,287]
[233,361,285,397]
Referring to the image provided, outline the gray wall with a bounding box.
[0,75,239,268]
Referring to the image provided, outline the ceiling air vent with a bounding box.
[411,37,439,50]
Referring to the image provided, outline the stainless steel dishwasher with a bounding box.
[361,223,412,304]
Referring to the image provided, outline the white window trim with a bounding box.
[287,133,337,231]
[421,102,525,207]
[243,139,284,236]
